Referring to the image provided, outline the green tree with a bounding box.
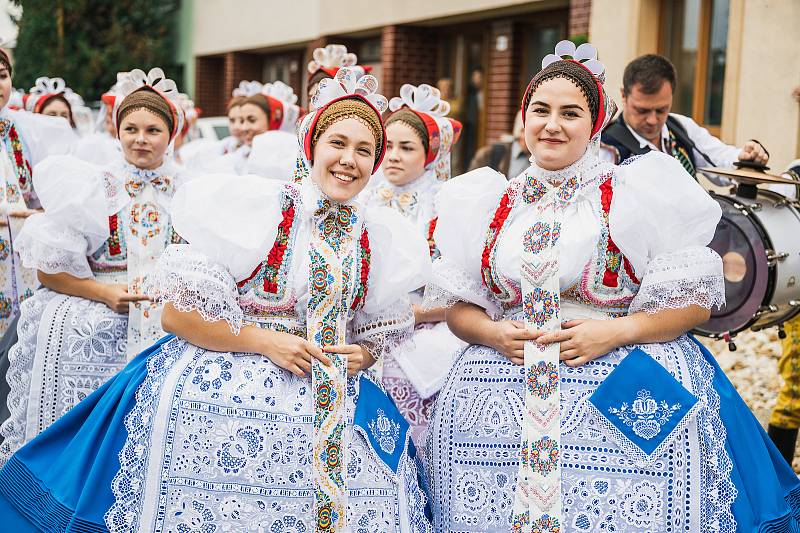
[11,0,180,102]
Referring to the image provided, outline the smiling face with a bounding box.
[311,117,376,203]
[524,76,593,171]
[118,108,171,170]
[383,121,427,186]
[227,104,244,142]
[0,66,11,111]
[40,96,73,126]
[240,102,269,146]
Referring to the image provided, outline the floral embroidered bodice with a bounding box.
[234,181,371,337]
[481,154,640,317]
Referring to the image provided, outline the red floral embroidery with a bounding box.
[427,217,438,258]
[481,192,512,294]
[8,125,31,193]
[600,178,639,287]
[238,200,296,294]
[351,226,371,310]
[107,214,122,256]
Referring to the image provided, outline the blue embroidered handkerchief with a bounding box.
[588,348,700,466]
[353,374,410,473]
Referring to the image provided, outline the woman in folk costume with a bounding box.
[23,77,90,132]
[363,83,467,447]
[0,68,190,462]
[207,80,301,175]
[0,66,433,533]
[0,49,76,338]
[424,40,800,532]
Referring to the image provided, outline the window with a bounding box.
[660,0,729,132]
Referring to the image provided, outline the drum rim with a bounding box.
[695,191,773,336]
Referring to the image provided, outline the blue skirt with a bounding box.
[0,336,171,532]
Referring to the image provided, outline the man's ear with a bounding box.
[619,86,625,102]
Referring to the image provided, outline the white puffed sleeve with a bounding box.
[610,152,725,314]
[423,167,509,315]
[351,206,431,362]
[146,174,285,333]
[9,109,77,164]
[16,155,109,278]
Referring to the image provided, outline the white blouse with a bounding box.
[148,175,432,359]
[428,149,725,318]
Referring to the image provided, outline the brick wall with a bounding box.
[225,52,263,101]
[485,20,524,143]
[195,55,225,117]
[569,0,592,37]
[381,25,438,101]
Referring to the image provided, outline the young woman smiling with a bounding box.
[0,68,191,465]
[424,40,800,531]
[364,83,467,447]
[0,67,433,533]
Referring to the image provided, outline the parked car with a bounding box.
[195,116,230,141]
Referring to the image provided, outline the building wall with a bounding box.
[190,0,560,55]
[589,0,800,169]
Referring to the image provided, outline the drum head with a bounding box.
[695,195,769,335]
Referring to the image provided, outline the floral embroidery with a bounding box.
[481,190,519,306]
[238,190,297,296]
[607,389,681,440]
[215,425,264,474]
[523,222,551,255]
[531,514,561,533]
[0,294,12,319]
[192,355,233,392]
[522,174,547,204]
[527,361,558,400]
[527,435,559,476]
[368,408,401,455]
[523,287,558,328]
[129,202,163,246]
[427,217,439,260]
[556,176,579,202]
[107,214,123,256]
[0,236,9,261]
[351,227,370,311]
[7,123,32,203]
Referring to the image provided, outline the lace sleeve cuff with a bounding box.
[351,298,415,364]
[16,216,92,278]
[629,246,726,315]
[146,244,244,334]
[421,259,500,317]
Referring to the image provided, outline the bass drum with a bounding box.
[694,188,800,338]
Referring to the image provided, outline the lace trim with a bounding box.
[588,395,702,469]
[16,224,93,278]
[145,245,243,334]
[352,299,415,364]
[422,260,493,313]
[0,290,56,465]
[629,247,725,314]
[105,337,188,533]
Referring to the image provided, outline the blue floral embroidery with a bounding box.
[368,408,400,455]
[607,389,681,440]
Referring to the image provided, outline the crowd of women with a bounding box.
[0,38,794,532]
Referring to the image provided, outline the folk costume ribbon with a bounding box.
[511,170,582,532]
[308,197,359,532]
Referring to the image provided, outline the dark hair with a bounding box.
[242,94,271,122]
[38,94,75,128]
[0,49,11,76]
[622,54,676,96]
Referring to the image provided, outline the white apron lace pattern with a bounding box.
[512,172,582,531]
[308,198,358,532]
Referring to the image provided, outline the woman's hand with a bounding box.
[488,320,543,365]
[323,343,376,376]
[536,319,624,367]
[100,283,151,313]
[262,331,332,377]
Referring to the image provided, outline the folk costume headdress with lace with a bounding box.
[112,68,184,142]
[23,77,88,121]
[306,44,371,89]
